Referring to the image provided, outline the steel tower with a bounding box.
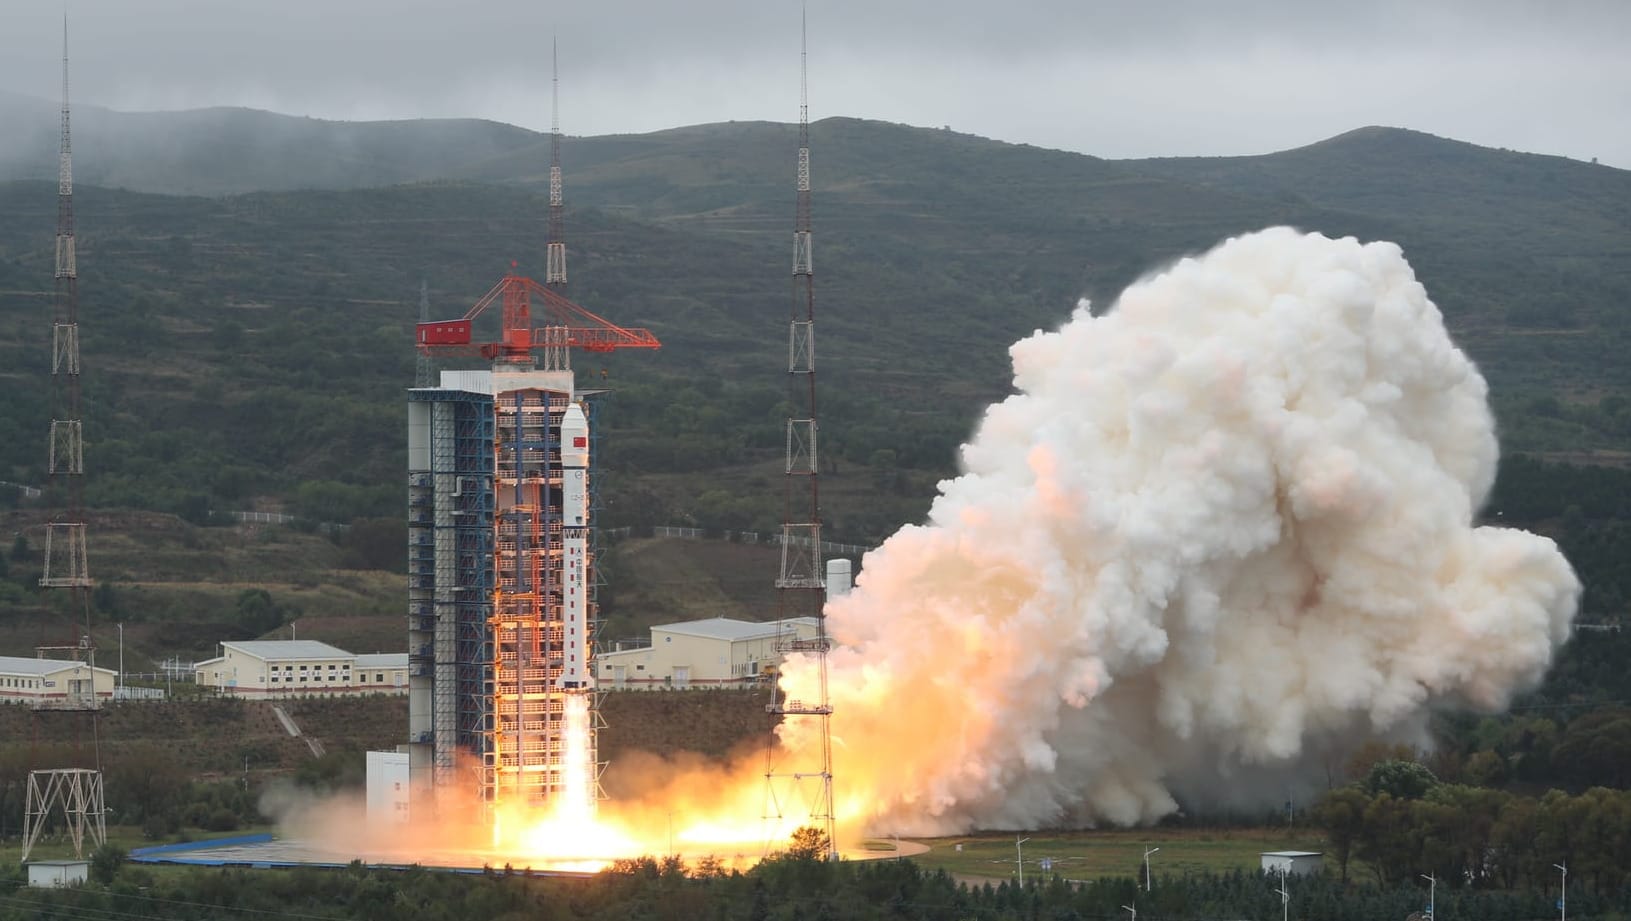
[25,18,108,866]
[415,279,433,387]
[765,12,837,861]
[42,17,92,612]
[545,39,566,290]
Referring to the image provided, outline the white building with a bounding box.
[0,655,116,707]
[597,617,822,689]
[26,860,88,888]
[194,641,408,698]
[1261,851,1323,877]
[354,653,410,693]
[365,750,411,826]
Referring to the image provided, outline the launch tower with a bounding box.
[408,66,658,817]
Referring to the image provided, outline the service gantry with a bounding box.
[407,57,659,820]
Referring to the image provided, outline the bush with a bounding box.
[89,843,127,886]
[203,807,240,832]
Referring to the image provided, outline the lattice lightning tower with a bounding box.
[24,18,109,866]
[765,11,837,861]
[545,38,566,289]
[42,16,92,631]
[415,279,434,387]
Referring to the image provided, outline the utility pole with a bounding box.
[1144,845,1160,891]
[1016,836,1030,886]
[1555,862,1567,921]
[1422,873,1435,920]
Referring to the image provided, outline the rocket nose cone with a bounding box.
[562,403,587,427]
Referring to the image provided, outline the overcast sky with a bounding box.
[2,0,1628,168]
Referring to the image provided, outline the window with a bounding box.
[376,673,384,682]
[271,677,279,683]
[299,665,308,671]
[359,674,368,683]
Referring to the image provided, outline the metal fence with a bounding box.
[228,511,296,525]
[640,524,870,558]
[113,686,166,701]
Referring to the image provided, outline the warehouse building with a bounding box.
[194,641,408,698]
[597,617,823,689]
[0,655,115,707]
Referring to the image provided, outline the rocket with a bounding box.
[559,403,591,689]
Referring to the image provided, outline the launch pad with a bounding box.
[128,833,921,875]
[129,834,604,876]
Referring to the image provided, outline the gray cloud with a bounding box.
[1,0,1626,166]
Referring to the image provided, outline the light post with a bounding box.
[1555,862,1567,921]
[1122,905,1137,921]
[1016,836,1030,886]
[1422,874,1435,920]
[1144,846,1160,892]
[1275,868,1289,921]
[117,623,124,696]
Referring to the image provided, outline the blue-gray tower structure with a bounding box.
[407,388,496,798]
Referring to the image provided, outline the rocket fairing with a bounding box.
[560,402,591,689]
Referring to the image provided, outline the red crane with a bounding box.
[416,267,661,363]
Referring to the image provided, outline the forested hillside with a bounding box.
[1,115,1627,538]
[0,113,1629,659]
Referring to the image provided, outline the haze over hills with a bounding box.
[0,99,1629,547]
[0,91,540,195]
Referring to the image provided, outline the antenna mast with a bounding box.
[545,38,567,290]
[415,279,433,387]
[43,15,92,626]
[766,8,837,862]
[26,18,108,864]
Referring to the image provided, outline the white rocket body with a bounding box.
[559,403,591,689]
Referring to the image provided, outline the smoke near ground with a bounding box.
[781,227,1579,835]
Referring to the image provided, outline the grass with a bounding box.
[905,827,1328,882]
[0,824,275,865]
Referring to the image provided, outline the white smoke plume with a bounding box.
[779,227,1579,835]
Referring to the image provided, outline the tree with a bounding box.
[9,534,26,562]
[1364,759,1439,799]
[89,843,126,886]
[787,825,832,861]
[235,589,284,636]
[1311,786,1371,883]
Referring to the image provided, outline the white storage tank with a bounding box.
[826,558,853,597]
[1260,851,1323,877]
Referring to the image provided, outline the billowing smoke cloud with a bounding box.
[779,227,1579,835]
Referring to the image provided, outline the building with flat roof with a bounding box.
[597,617,822,689]
[0,655,115,707]
[194,642,408,698]
[1261,851,1323,876]
[26,859,88,888]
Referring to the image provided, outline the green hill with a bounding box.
[0,114,1627,632]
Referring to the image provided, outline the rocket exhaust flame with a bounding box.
[779,227,1579,835]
